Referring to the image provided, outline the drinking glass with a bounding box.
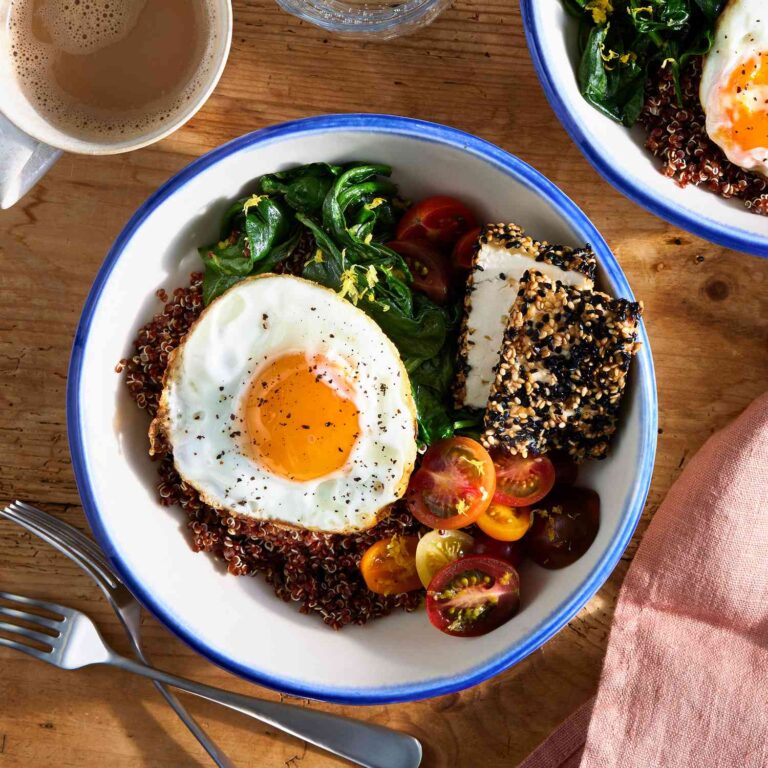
[275,0,452,39]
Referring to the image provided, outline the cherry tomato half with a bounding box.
[396,196,478,248]
[386,239,450,304]
[476,502,533,542]
[493,454,556,507]
[406,437,496,530]
[526,488,600,569]
[360,535,422,595]
[451,226,482,271]
[426,555,520,637]
[415,529,474,589]
[472,531,523,569]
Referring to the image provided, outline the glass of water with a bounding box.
[275,0,452,39]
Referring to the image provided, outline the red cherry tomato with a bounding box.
[406,437,496,530]
[451,226,482,271]
[386,239,450,304]
[426,555,520,637]
[472,531,524,569]
[526,488,600,569]
[396,196,478,248]
[493,454,556,507]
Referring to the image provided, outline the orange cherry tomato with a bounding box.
[493,454,556,507]
[360,535,422,595]
[476,502,533,542]
[406,437,496,530]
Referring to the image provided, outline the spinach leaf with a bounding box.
[259,163,342,214]
[200,233,252,277]
[628,0,688,33]
[296,212,346,289]
[252,227,302,275]
[569,0,724,125]
[692,0,724,21]
[201,195,301,304]
[300,211,447,360]
[411,383,455,444]
[244,196,291,267]
[368,293,447,360]
[323,164,393,247]
[219,198,248,240]
[202,271,242,307]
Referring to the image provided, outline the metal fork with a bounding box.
[0,503,422,767]
[0,500,234,767]
[0,590,421,768]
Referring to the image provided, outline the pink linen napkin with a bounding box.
[519,392,768,768]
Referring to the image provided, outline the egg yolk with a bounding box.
[716,52,768,155]
[243,353,360,482]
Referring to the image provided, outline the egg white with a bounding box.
[151,274,417,534]
[700,0,768,175]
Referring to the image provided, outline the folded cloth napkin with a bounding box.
[519,392,768,768]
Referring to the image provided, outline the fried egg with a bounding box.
[700,0,768,176]
[151,274,417,534]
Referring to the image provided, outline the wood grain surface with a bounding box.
[1,1,767,766]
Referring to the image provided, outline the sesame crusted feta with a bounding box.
[482,270,642,462]
[454,224,596,410]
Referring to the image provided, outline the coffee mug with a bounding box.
[0,0,233,209]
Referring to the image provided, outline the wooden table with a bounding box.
[1,1,767,765]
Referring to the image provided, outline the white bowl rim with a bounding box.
[519,0,768,259]
[67,113,658,704]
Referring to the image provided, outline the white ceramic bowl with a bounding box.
[68,114,657,704]
[520,0,768,258]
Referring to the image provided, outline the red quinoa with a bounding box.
[639,57,768,216]
[120,273,423,629]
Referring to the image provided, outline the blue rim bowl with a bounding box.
[520,0,768,258]
[67,114,657,704]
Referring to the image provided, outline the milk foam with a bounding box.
[8,0,219,142]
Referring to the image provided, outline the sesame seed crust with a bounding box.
[480,223,597,279]
[481,269,642,462]
[453,224,597,408]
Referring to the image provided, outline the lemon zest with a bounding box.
[339,268,361,303]
[365,197,386,211]
[628,4,653,19]
[242,194,264,214]
[461,456,486,476]
[386,535,414,570]
[585,0,612,25]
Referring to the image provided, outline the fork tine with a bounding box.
[0,604,63,631]
[0,591,71,618]
[1,507,116,589]
[0,634,52,662]
[0,619,56,645]
[10,501,113,574]
[3,504,116,587]
[9,501,107,561]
